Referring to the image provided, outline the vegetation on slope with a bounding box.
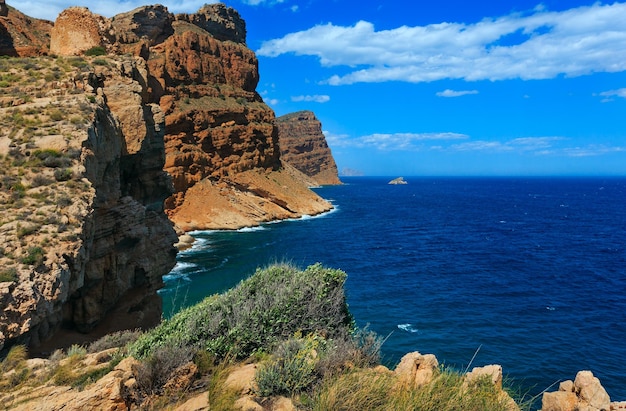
[1,263,526,410]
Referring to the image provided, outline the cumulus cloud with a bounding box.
[258,3,626,85]
[291,95,331,103]
[436,89,479,97]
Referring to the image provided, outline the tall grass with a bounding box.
[313,367,519,411]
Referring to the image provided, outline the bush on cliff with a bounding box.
[130,263,354,360]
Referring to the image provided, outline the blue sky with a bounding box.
[17,0,626,176]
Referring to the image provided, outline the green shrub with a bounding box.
[21,246,44,265]
[135,343,195,395]
[0,345,31,390]
[47,109,64,121]
[84,46,106,56]
[130,263,353,360]
[1,345,28,373]
[53,168,73,181]
[0,267,18,283]
[255,335,321,396]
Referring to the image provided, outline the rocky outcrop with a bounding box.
[1,2,336,350]
[177,3,246,44]
[276,111,341,186]
[0,3,52,56]
[49,7,110,56]
[541,370,618,411]
[0,54,177,351]
[389,176,408,184]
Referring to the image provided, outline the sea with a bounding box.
[161,176,626,401]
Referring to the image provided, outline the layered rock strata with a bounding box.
[276,110,341,186]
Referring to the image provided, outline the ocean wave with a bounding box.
[397,323,419,333]
[237,225,266,232]
[169,261,197,274]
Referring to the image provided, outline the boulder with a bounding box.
[466,364,503,389]
[541,371,612,411]
[575,371,610,411]
[542,391,579,411]
[50,7,111,56]
[394,351,439,387]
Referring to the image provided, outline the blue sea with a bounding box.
[161,177,626,401]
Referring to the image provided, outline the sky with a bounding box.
[15,0,626,176]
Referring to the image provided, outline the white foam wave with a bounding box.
[397,323,419,333]
[169,261,197,274]
[237,225,266,232]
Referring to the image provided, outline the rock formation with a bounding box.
[388,176,408,184]
[0,3,52,56]
[276,110,342,186]
[49,7,111,56]
[541,370,618,411]
[1,2,337,350]
[1,46,177,351]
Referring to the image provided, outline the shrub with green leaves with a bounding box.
[255,334,322,396]
[130,263,354,360]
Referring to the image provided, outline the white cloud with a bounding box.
[258,3,626,85]
[597,88,626,102]
[562,145,626,157]
[326,131,469,150]
[436,89,479,97]
[291,95,331,103]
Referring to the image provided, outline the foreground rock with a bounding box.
[276,110,341,186]
[541,370,623,411]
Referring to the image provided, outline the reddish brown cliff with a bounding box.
[0,3,52,56]
[277,111,342,186]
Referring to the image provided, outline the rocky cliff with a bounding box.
[276,110,342,186]
[0,2,52,56]
[0,51,177,351]
[1,3,335,350]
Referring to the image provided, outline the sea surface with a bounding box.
[161,177,626,400]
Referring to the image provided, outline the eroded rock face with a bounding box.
[50,7,111,56]
[0,56,177,351]
[110,4,174,47]
[177,3,246,44]
[0,4,52,56]
[276,111,341,186]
